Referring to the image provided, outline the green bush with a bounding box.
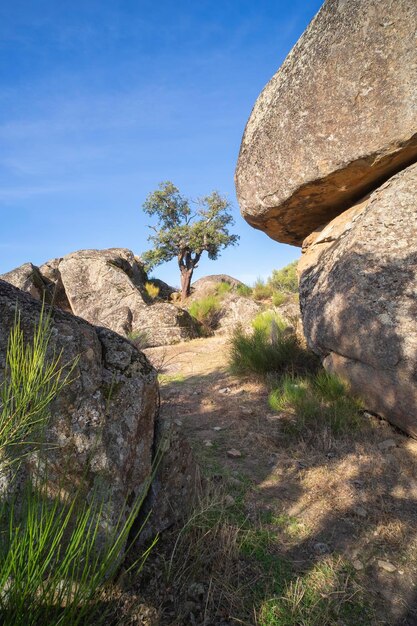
[272,291,288,307]
[252,278,272,301]
[268,371,363,438]
[189,295,221,329]
[229,312,314,377]
[214,281,232,297]
[236,284,252,298]
[269,261,298,293]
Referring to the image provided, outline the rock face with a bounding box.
[235,0,417,436]
[235,0,417,245]
[1,248,199,347]
[299,164,417,437]
[0,278,158,536]
[215,294,261,334]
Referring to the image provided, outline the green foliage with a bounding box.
[189,295,221,329]
[236,284,252,298]
[229,312,313,377]
[0,481,155,626]
[268,371,363,438]
[252,278,272,300]
[0,309,76,456]
[144,281,160,300]
[0,312,156,625]
[141,181,239,272]
[259,559,369,626]
[214,281,232,297]
[268,260,298,293]
[272,291,288,307]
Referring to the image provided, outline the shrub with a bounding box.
[269,260,298,293]
[229,312,314,377]
[252,278,272,300]
[214,281,232,297]
[236,284,252,298]
[144,281,160,300]
[189,295,221,329]
[268,371,363,438]
[271,291,288,307]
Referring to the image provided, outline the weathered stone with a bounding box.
[299,164,417,437]
[235,0,417,245]
[0,263,49,302]
[190,275,245,299]
[215,294,261,334]
[57,248,148,335]
[131,302,200,348]
[0,278,159,538]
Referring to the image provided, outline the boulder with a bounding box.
[0,278,159,538]
[0,263,50,302]
[235,0,417,245]
[299,164,417,437]
[56,248,149,335]
[191,274,245,299]
[1,248,199,347]
[131,302,201,348]
[215,294,261,334]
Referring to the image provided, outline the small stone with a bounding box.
[378,439,396,451]
[354,506,367,518]
[204,440,213,448]
[326,452,335,459]
[213,426,222,431]
[378,560,396,573]
[219,387,231,394]
[227,448,242,459]
[224,495,235,507]
[353,559,364,571]
[314,542,330,554]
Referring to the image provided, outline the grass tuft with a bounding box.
[229,312,316,377]
[189,295,221,330]
[268,371,363,438]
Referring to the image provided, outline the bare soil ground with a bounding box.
[128,335,417,626]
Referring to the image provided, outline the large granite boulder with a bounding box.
[1,248,200,347]
[299,164,417,437]
[190,274,245,299]
[0,279,158,537]
[235,0,417,245]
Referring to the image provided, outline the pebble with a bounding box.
[378,560,396,573]
[213,426,222,431]
[227,448,242,459]
[353,559,364,571]
[378,439,396,451]
[219,387,231,394]
[204,440,213,448]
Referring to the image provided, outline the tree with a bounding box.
[141,181,239,300]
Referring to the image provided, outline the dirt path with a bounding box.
[144,336,417,626]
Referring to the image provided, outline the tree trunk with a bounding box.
[180,268,193,301]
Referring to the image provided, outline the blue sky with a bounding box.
[0,0,322,287]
